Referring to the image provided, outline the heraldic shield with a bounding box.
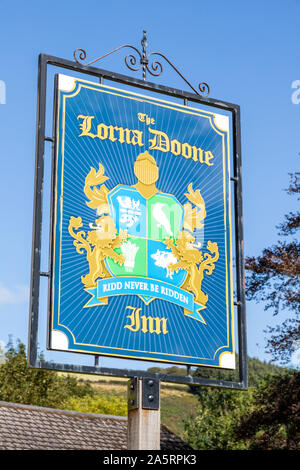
[68,150,219,318]
[105,185,187,299]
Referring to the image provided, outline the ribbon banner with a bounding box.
[85,276,206,323]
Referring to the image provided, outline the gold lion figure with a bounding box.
[68,215,128,288]
[165,231,219,306]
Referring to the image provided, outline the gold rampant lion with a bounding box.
[165,231,219,306]
[68,215,128,288]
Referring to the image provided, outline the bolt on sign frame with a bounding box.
[28,49,248,390]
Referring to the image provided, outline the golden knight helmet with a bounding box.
[134,151,159,186]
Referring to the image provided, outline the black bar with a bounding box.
[232,106,248,389]
[36,360,247,390]
[28,54,47,367]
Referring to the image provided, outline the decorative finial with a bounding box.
[73,31,210,96]
[141,30,148,52]
[141,30,149,81]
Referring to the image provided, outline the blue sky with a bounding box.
[0,0,299,370]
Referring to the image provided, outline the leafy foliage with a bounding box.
[234,371,300,450]
[0,341,94,408]
[245,172,300,364]
[185,369,300,450]
[240,173,300,449]
[184,356,288,449]
[184,173,300,450]
[184,387,252,450]
[63,394,127,416]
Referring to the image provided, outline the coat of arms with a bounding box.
[68,151,219,323]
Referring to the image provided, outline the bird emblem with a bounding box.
[152,203,173,236]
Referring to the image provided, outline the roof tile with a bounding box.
[0,401,191,451]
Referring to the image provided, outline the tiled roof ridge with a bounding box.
[0,400,127,421]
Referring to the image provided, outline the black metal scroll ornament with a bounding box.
[73,31,210,97]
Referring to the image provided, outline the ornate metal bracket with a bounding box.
[73,31,210,97]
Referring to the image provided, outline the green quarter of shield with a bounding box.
[147,192,183,241]
[106,237,147,277]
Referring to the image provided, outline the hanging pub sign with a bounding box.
[49,73,235,369]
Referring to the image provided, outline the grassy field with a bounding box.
[74,375,199,440]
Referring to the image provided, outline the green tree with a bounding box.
[185,173,299,450]
[184,357,282,449]
[234,172,300,449]
[234,371,300,450]
[245,172,299,364]
[0,340,94,408]
[184,386,252,450]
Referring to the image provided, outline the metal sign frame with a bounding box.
[28,51,248,390]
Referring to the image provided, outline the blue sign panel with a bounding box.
[50,74,235,368]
